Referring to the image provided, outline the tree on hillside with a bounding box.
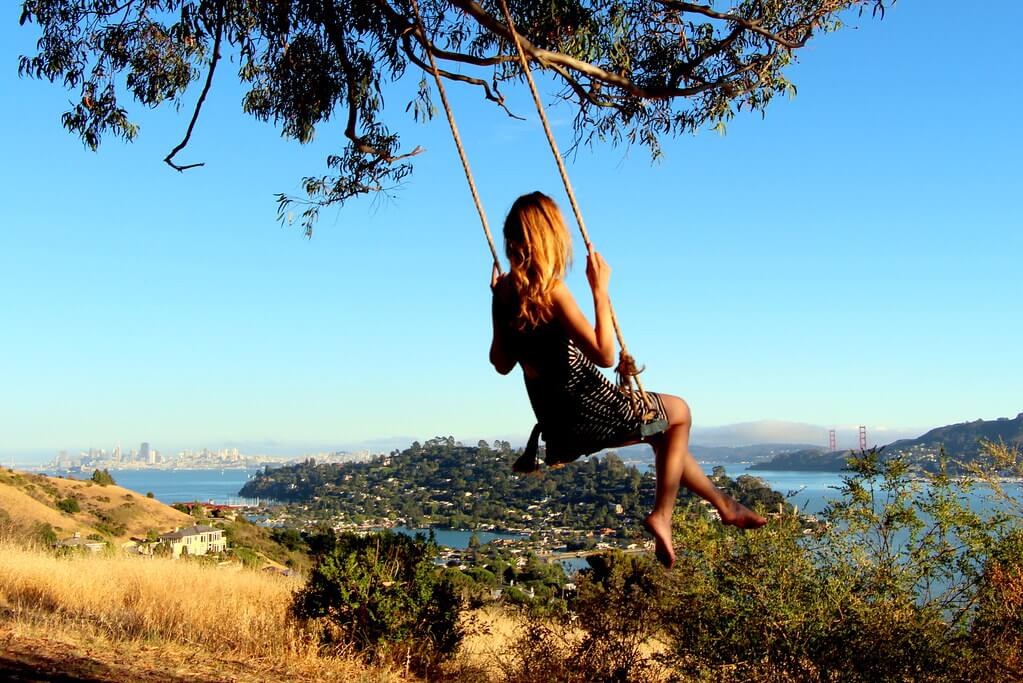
[90,468,116,486]
[18,0,888,233]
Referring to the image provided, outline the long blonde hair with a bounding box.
[503,192,572,330]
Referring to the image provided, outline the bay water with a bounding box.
[75,464,1017,555]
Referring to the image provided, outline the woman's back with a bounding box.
[492,278,659,462]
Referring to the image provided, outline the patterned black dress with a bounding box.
[494,288,669,471]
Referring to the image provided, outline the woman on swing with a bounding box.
[490,191,767,568]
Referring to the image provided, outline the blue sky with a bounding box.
[2,1,1021,463]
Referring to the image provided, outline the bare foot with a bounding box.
[720,499,768,529]
[643,513,676,569]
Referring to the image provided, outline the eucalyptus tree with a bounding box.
[18,0,889,232]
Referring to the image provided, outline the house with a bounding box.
[56,532,105,553]
[159,525,227,558]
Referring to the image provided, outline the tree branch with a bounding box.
[446,0,725,100]
[655,0,818,50]
[400,31,523,119]
[163,5,223,172]
[322,1,423,162]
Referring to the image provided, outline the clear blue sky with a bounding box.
[2,2,1020,462]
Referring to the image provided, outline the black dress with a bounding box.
[494,288,668,471]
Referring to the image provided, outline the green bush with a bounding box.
[501,447,1021,683]
[570,552,665,682]
[233,546,261,569]
[292,530,463,672]
[33,521,58,546]
[964,527,1023,679]
[56,497,80,514]
[90,468,116,486]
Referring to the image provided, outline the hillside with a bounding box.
[750,412,1023,472]
[884,412,1023,464]
[748,448,848,472]
[239,438,789,533]
[0,468,193,541]
[0,539,396,682]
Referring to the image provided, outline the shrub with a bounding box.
[56,497,80,514]
[292,530,462,672]
[500,552,665,683]
[570,552,666,682]
[33,522,58,546]
[233,547,261,569]
[499,447,1020,683]
[966,528,1023,680]
[90,469,116,486]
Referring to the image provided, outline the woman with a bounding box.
[490,192,766,568]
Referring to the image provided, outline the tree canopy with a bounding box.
[18,0,888,233]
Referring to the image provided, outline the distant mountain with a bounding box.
[884,413,1023,463]
[748,448,846,472]
[750,413,1023,472]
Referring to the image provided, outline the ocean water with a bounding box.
[50,468,263,506]
[718,464,1021,518]
[725,464,846,515]
[52,465,1016,538]
[390,526,526,548]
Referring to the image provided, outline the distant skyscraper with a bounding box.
[140,442,151,464]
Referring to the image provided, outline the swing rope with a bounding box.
[410,0,656,423]
[408,0,502,275]
[495,0,655,421]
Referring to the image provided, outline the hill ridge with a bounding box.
[0,468,193,543]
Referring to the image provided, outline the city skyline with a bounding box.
[7,418,960,468]
[2,0,1020,458]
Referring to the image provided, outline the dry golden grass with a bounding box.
[0,477,91,537]
[0,468,194,541]
[0,539,407,682]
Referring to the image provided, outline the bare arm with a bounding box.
[489,269,516,375]
[551,252,616,368]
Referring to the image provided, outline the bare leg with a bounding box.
[643,395,766,568]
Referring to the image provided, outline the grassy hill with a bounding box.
[0,471,408,680]
[0,468,193,542]
[0,468,311,572]
[0,538,401,682]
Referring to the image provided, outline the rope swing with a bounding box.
[411,0,664,431]
[494,0,658,425]
[408,0,502,275]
